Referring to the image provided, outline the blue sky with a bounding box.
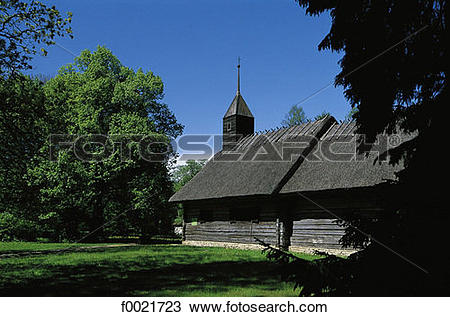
[29,0,351,137]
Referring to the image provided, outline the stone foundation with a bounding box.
[289,245,358,257]
[182,240,264,250]
[182,240,358,256]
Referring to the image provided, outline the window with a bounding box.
[226,122,232,132]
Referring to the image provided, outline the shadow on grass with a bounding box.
[0,248,293,296]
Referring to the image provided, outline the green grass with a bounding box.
[0,244,320,296]
[0,242,118,254]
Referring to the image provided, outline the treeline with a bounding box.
[0,46,183,242]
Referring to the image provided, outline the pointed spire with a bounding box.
[237,56,240,95]
[223,57,253,118]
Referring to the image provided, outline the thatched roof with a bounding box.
[169,116,413,202]
[280,121,413,194]
[170,116,334,202]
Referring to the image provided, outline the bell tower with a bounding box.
[223,58,254,151]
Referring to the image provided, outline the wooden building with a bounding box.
[169,64,409,255]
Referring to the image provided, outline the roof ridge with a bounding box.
[238,118,335,149]
[252,125,286,136]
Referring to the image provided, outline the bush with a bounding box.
[0,212,39,241]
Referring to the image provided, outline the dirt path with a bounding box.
[0,243,138,259]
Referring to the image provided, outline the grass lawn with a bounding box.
[0,242,118,254]
[0,244,319,296]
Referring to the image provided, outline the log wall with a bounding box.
[291,218,345,249]
[182,188,385,251]
[288,190,383,250]
[183,198,281,246]
[185,221,278,245]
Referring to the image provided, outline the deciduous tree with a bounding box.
[281,105,308,127]
[0,0,73,75]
